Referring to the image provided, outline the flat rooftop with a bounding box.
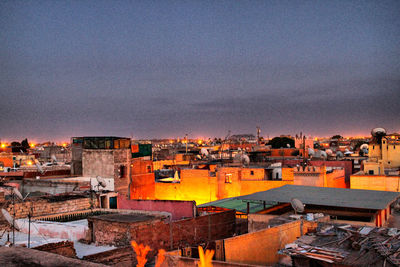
[237,184,400,210]
[88,213,158,223]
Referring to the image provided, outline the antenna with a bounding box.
[290,198,305,215]
[12,188,23,201]
[34,160,45,174]
[1,209,20,231]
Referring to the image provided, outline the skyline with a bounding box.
[1,1,399,141]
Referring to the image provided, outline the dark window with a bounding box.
[276,172,279,179]
[147,165,152,173]
[250,170,254,175]
[120,165,126,178]
[369,170,374,175]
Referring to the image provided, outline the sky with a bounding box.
[1,1,399,141]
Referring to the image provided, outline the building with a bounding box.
[236,184,400,227]
[350,130,400,192]
[71,136,131,197]
[293,165,346,188]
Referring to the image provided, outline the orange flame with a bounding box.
[131,241,151,267]
[155,249,166,267]
[198,246,214,267]
[131,241,166,267]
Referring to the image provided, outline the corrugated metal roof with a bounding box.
[198,197,274,213]
[237,185,400,210]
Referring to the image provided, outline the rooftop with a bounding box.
[237,184,400,210]
[88,213,159,223]
[198,197,272,214]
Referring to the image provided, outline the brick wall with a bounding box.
[5,196,96,219]
[89,210,236,257]
[83,246,137,267]
[34,241,77,258]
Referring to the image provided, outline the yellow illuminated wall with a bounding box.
[351,174,400,192]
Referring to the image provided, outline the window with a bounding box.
[119,165,126,178]
[225,173,232,183]
[250,170,254,175]
[276,172,279,179]
[369,170,374,175]
[147,165,152,173]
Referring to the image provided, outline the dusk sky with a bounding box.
[1,1,399,141]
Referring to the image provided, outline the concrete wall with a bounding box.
[351,174,400,192]
[223,220,317,266]
[82,149,131,197]
[161,254,263,267]
[21,179,86,195]
[247,214,278,233]
[83,150,114,178]
[113,149,131,197]
[117,196,195,221]
[155,169,217,205]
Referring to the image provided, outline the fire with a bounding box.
[130,241,165,267]
[198,246,214,267]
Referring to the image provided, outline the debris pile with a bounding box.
[280,223,400,266]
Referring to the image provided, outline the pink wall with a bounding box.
[117,196,195,221]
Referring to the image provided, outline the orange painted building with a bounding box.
[0,153,14,168]
[351,173,400,192]
[293,166,346,188]
[131,163,294,204]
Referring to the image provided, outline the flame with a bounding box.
[198,246,214,267]
[155,249,166,267]
[130,241,165,267]
[131,241,151,267]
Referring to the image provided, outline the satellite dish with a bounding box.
[12,188,23,201]
[290,198,305,214]
[320,151,327,159]
[371,127,386,137]
[360,144,368,150]
[196,155,202,160]
[1,209,20,231]
[325,149,333,156]
[242,154,250,165]
[34,161,44,174]
[200,148,209,156]
[210,155,216,160]
[336,151,344,158]
[51,155,57,163]
[287,143,291,148]
[96,176,107,188]
[308,148,315,157]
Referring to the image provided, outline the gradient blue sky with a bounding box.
[1,1,399,141]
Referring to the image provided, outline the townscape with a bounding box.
[2,1,399,266]
[0,128,400,266]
